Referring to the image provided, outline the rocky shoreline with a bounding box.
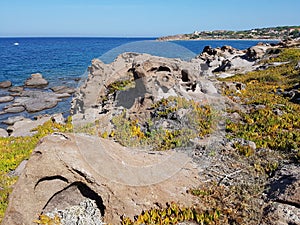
[0,73,77,137]
[1,38,300,224]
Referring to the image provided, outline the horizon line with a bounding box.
[0,36,158,38]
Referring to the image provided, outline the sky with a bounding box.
[0,0,300,37]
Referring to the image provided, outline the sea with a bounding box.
[0,37,278,124]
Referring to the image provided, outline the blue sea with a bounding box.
[0,37,277,123]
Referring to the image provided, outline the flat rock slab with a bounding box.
[0,96,14,103]
[2,116,26,125]
[2,133,200,224]
[8,86,24,93]
[17,90,60,113]
[7,116,51,137]
[51,86,76,94]
[0,81,12,88]
[2,105,25,113]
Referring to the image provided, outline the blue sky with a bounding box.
[0,0,300,37]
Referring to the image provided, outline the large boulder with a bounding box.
[2,133,200,224]
[24,73,48,88]
[245,46,267,61]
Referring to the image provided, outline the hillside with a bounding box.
[157,26,300,41]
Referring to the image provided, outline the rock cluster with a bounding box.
[0,73,76,132]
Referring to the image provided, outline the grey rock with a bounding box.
[0,128,8,137]
[2,116,26,125]
[266,164,300,207]
[24,73,48,88]
[3,105,25,113]
[18,90,60,113]
[0,96,14,103]
[295,61,300,70]
[199,80,218,94]
[8,160,28,177]
[213,59,232,72]
[263,164,300,225]
[246,46,267,61]
[8,86,24,93]
[0,80,12,88]
[50,86,76,94]
[230,138,256,151]
[7,116,50,137]
[56,93,72,99]
[46,199,104,225]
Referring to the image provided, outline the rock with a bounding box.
[221,81,246,92]
[0,96,14,103]
[5,114,65,137]
[262,204,300,225]
[50,86,76,94]
[3,105,25,113]
[0,80,12,88]
[229,138,256,151]
[295,61,300,70]
[278,38,300,48]
[7,116,51,137]
[0,128,8,137]
[198,80,218,94]
[8,160,28,177]
[202,45,217,55]
[8,86,24,93]
[2,133,200,224]
[56,93,72,98]
[52,113,66,124]
[266,164,300,208]
[16,90,60,113]
[24,73,48,88]
[263,164,300,225]
[245,46,267,61]
[2,116,26,125]
[213,59,232,72]
[46,199,104,225]
[196,44,262,76]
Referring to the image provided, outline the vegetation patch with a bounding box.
[111,96,214,150]
[121,202,220,225]
[221,48,300,161]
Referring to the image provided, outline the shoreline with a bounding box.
[157,38,281,42]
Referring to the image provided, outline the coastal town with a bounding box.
[157,25,300,41]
